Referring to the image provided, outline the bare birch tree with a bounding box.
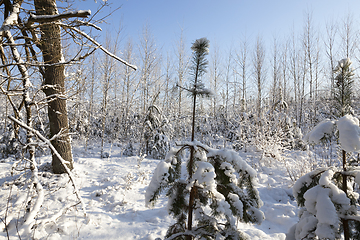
[121,38,139,140]
[253,36,266,118]
[280,40,289,103]
[139,24,159,114]
[302,12,321,125]
[234,37,248,112]
[163,52,174,115]
[209,43,221,117]
[222,49,233,118]
[174,28,189,117]
[100,32,120,157]
[340,14,357,60]
[302,12,317,101]
[270,37,280,108]
[289,30,303,125]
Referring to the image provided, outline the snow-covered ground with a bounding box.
[0,142,300,240]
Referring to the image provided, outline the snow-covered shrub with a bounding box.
[151,133,170,160]
[264,109,306,152]
[281,116,306,151]
[230,113,253,152]
[143,105,171,159]
[146,142,264,239]
[68,105,89,139]
[287,167,357,240]
[287,114,360,239]
[0,124,23,159]
[229,107,305,161]
[123,141,135,156]
[303,119,335,145]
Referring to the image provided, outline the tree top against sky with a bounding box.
[76,0,359,51]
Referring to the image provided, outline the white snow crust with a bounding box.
[0,142,303,240]
[303,119,335,144]
[145,160,171,207]
[337,114,360,152]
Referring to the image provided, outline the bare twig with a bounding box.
[59,23,137,70]
[74,20,102,31]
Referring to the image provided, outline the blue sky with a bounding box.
[76,0,359,53]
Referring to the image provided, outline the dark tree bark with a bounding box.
[34,0,73,173]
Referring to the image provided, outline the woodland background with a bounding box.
[1,1,360,239]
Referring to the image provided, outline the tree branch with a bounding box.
[59,23,137,70]
[0,1,22,33]
[27,10,91,23]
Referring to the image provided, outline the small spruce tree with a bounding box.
[333,58,354,240]
[145,38,264,240]
[332,58,354,118]
[143,105,170,159]
[145,144,264,240]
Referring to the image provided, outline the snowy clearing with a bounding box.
[0,142,299,240]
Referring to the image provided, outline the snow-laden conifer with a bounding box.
[287,62,360,240]
[303,119,335,144]
[145,144,264,240]
[143,105,171,159]
[333,58,354,117]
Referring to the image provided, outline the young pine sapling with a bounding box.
[146,38,264,240]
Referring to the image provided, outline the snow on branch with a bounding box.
[21,154,45,235]
[341,214,360,222]
[337,115,360,152]
[0,2,21,33]
[303,119,335,144]
[28,10,91,23]
[59,23,137,71]
[164,230,196,240]
[4,29,31,87]
[145,161,171,207]
[8,116,87,218]
[0,51,97,68]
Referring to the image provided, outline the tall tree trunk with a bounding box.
[34,0,73,173]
